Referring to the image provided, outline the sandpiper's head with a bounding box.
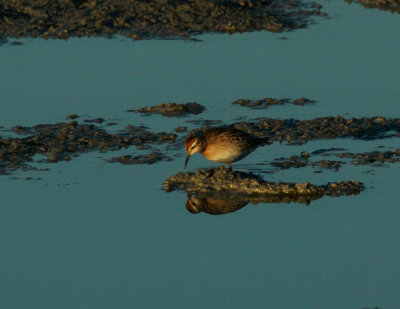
[184,136,203,169]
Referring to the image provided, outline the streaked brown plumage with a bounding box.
[184,127,269,170]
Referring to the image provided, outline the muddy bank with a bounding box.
[131,102,205,117]
[0,121,176,173]
[164,166,364,198]
[110,152,171,165]
[232,97,316,109]
[0,0,324,42]
[185,116,400,148]
[269,148,400,171]
[230,116,400,144]
[345,0,400,13]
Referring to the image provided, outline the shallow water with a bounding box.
[1,1,400,308]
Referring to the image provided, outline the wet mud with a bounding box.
[131,102,205,117]
[0,0,324,42]
[110,153,171,165]
[345,0,400,13]
[268,148,400,171]
[0,121,176,173]
[231,116,400,144]
[232,97,316,109]
[164,166,364,198]
[2,114,400,175]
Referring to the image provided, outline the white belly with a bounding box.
[206,148,254,163]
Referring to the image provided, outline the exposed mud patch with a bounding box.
[0,121,176,173]
[110,152,171,165]
[232,97,316,109]
[231,116,400,144]
[0,0,325,41]
[267,148,400,171]
[132,102,205,117]
[345,0,400,13]
[337,149,400,165]
[164,167,364,199]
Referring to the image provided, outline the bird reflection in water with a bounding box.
[184,192,317,215]
[186,194,249,215]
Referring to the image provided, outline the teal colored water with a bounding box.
[1,1,400,308]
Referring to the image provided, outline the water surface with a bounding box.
[1,1,400,308]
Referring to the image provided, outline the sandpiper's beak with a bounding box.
[184,153,191,169]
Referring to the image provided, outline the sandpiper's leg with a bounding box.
[228,163,232,171]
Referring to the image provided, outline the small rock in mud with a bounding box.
[174,127,187,133]
[232,97,316,109]
[301,151,310,158]
[163,167,364,198]
[110,152,170,165]
[11,126,31,134]
[68,114,79,120]
[134,102,205,117]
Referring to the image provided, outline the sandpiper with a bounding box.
[184,127,269,170]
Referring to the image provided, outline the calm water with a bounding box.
[1,1,400,308]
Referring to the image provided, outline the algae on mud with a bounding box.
[0,0,325,42]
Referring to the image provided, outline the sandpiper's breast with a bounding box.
[202,144,254,163]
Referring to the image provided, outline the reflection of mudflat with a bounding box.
[164,167,365,214]
[185,191,327,215]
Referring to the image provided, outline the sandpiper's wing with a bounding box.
[203,128,258,150]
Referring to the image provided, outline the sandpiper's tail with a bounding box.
[256,136,272,146]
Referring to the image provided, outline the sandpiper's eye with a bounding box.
[190,141,197,150]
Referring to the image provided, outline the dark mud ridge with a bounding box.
[0,0,324,41]
[269,148,400,171]
[346,0,400,13]
[0,121,176,173]
[130,102,205,117]
[110,153,171,165]
[230,116,400,144]
[232,97,316,109]
[164,167,364,206]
